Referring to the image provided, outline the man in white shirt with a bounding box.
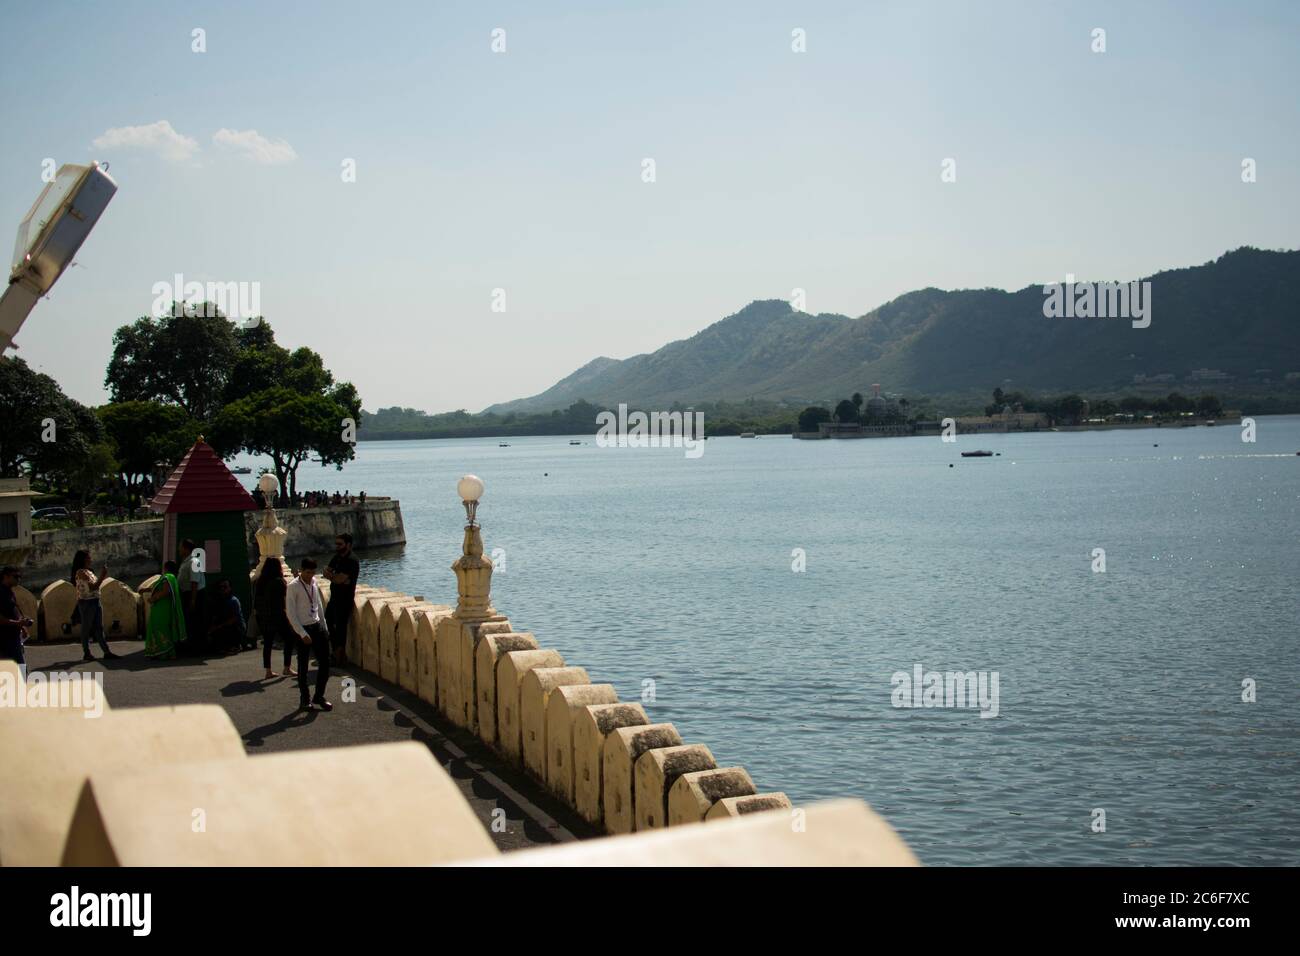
[286,558,332,711]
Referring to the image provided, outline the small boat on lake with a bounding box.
[569,440,582,445]
[960,450,994,458]
[740,432,756,438]
[499,443,510,447]
[232,466,252,474]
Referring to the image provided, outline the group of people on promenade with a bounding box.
[248,537,359,711]
[249,488,367,510]
[0,533,360,713]
[140,533,359,711]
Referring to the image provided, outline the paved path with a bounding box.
[22,638,594,853]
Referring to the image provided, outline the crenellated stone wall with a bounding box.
[344,580,794,834]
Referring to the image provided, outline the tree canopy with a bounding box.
[103,308,362,497]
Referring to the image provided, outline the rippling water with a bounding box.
[239,416,1300,865]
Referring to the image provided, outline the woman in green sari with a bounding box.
[145,561,186,660]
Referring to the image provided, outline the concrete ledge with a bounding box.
[634,743,716,832]
[0,704,244,866]
[520,666,590,781]
[668,767,756,826]
[573,703,648,827]
[398,604,449,693]
[347,586,377,663]
[474,632,538,748]
[459,618,511,733]
[62,742,497,866]
[477,798,920,867]
[706,792,792,820]
[38,580,77,641]
[359,593,397,673]
[545,683,618,802]
[495,649,564,764]
[13,585,37,631]
[416,609,446,708]
[98,578,139,640]
[377,597,421,683]
[602,723,682,835]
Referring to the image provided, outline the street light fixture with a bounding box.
[257,472,279,506]
[458,474,484,526]
[2,162,118,352]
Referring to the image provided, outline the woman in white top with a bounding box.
[71,550,118,661]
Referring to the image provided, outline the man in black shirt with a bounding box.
[323,534,360,665]
[0,566,35,680]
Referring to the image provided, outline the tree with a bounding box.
[1056,394,1086,425]
[210,385,360,499]
[97,401,196,492]
[834,399,859,423]
[1196,393,1223,417]
[47,441,118,526]
[0,356,104,481]
[105,304,240,421]
[1166,392,1194,414]
[851,392,864,414]
[106,310,362,496]
[798,406,831,432]
[1119,396,1146,415]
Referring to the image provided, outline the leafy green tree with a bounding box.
[1166,392,1194,414]
[851,392,864,414]
[97,401,196,492]
[0,356,103,481]
[834,399,859,423]
[1119,396,1146,415]
[797,406,831,432]
[1196,393,1223,417]
[1056,394,1086,425]
[105,304,239,421]
[47,441,118,526]
[210,385,360,498]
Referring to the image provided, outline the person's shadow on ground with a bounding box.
[242,708,318,747]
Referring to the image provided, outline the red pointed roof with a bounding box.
[149,440,257,514]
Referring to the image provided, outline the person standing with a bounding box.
[323,533,360,666]
[145,561,185,660]
[175,539,206,652]
[72,550,118,662]
[254,558,296,679]
[0,566,34,680]
[286,558,332,712]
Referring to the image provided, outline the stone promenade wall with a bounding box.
[344,584,794,835]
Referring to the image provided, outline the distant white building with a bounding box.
[0,478,36,566]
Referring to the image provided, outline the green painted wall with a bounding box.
[174,511,253,620]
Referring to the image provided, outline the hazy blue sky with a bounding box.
[2,0,1297,412]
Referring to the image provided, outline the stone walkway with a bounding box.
[22,638,595,853]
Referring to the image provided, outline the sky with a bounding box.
[2,0,1297,413]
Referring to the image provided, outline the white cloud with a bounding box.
[92,120,200,162]
[212,128,298,165]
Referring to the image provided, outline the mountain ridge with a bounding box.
[485,248,1300,413]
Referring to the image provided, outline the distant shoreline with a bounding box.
[353,415,1285,444]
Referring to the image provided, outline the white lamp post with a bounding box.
[253,472,286,580]
[452,474,495,621]
[457,473,484,527]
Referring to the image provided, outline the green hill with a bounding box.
[485,247,1300,413]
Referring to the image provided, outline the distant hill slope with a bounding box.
[486,247,1299,412]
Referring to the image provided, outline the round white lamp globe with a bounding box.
[257,473,278,496]
[457,474,485,502]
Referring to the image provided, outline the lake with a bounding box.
[236,416,1300,865]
